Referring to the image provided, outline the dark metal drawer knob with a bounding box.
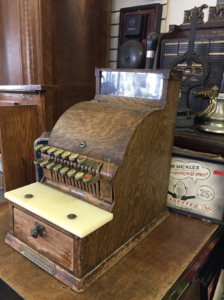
[30,228,38,238]
[30,222,45,238]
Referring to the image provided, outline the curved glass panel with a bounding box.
[101,71,163,100]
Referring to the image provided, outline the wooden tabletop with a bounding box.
[0,201,219,300]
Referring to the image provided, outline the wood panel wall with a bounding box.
[0,0,112,126]
[0,0,112,191]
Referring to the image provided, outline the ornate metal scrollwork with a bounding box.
[170,50,210,94]
[183,4,208,25]
[170,6,211,131]
[208,4,224,22]
[194,85,219,117]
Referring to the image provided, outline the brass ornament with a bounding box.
[194,85,219,117]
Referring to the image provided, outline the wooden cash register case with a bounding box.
[5,69,182,292]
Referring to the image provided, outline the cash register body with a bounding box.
[5,69,182,292]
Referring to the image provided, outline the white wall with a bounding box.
[110,0,218,67]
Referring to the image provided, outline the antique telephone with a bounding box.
[117,5,160,69]
[118,13,147,68]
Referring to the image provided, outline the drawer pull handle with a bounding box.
[30,228,38,238]
[30,222,45,238]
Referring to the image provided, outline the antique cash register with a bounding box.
[5,69,182,292]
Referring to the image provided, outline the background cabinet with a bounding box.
[0,0,112,192]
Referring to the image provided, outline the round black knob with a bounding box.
[30,228,38,238]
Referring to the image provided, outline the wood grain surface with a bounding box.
[50,0,112,120]
[14,208,74,271]
[0,0,112,194]
[0,105,39,192]
[38,70,183,278]
[0,87,59,192]
[0,0,112,190]
[6,210,168,291]
[0,0,21,85]
[74,79,182,276]
[48,101,150,165]
[174,127,224,155]
[0,201,219,300]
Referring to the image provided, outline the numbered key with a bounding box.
[69,153,79,162]
[34,144,43,151]
[46,162,56,170]
[67,169,77,178]
[75,172,85,180]
[62,152,71,160]
[40,146,50,153]
[47,147,57,155]
[53,164,63,172]
[83,174,92,183]
[34,158,43,166]
[77,156,87,164]
[40,160,49,168]
[60,167,69,175]
[54,149,64,158]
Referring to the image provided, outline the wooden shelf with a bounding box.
[174,126,224,155]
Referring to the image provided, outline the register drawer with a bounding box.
[14,208,74,271]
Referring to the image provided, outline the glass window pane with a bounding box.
[100,71,163,100]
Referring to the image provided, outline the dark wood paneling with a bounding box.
[0,86,57,192]
[174,127,224,155]
[50,0,112,120]
[0,0,112,122]
[19,0,42,84]
[0,0,22,85]
[0,0,112,192]
[0,105,39,191]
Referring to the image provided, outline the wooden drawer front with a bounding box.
[14,208,74,271]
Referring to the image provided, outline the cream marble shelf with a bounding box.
[5,182,113,238]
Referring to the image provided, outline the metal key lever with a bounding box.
[30,222,45,238]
